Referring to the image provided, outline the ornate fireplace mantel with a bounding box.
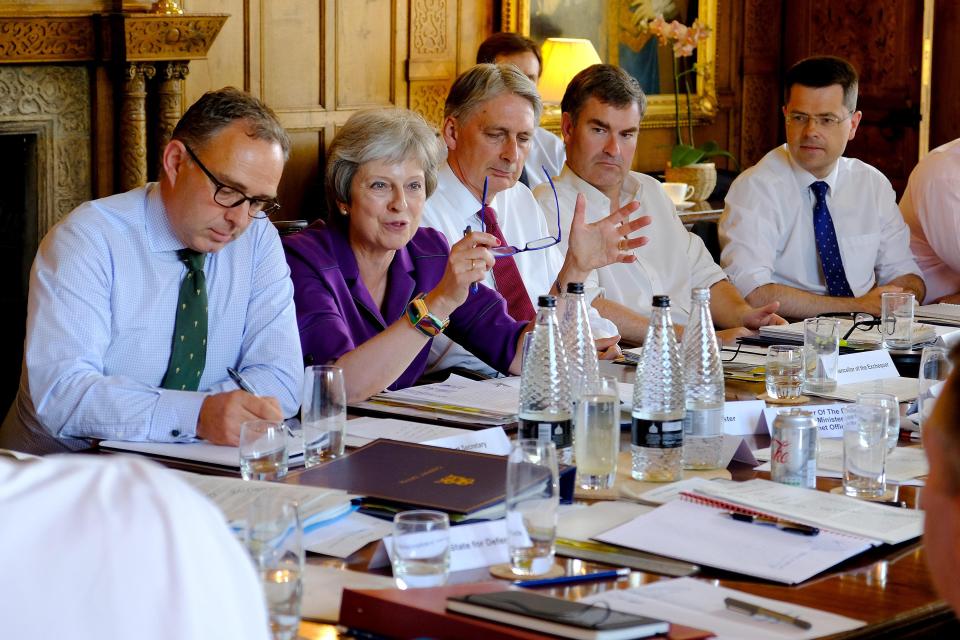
[0,11,227,192]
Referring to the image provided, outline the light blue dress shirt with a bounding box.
[11,183,303,451]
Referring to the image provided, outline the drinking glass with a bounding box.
[245,497,303,640]
[574,376,619,491]
[803,318,840,393]
[391,510,450,589]
[842,404,889,498]
[918,346,953,433]
[857,392,900,453]
[881,292,915,349]
[301,365,347,466]
[506,439,559,576]
[239,420,289,481]
[765,345,805,399]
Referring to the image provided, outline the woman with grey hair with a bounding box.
[283,108,528,401]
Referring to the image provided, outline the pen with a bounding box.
[724,597,813,630]
[514,567,630,588]
[227,366,259,395]
[464,225,478,294]
[727,511,820,536]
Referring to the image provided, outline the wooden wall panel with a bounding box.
[335,0,396,109]
[263,0,322,107]
[182,0,245,101]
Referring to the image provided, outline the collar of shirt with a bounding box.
[438,160,514,230]
[784,144,842,200]
[144,183,189,254]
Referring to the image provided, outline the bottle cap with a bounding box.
[565,282,585,294]
[538,295,557,308]
[691,287,710,301]
[652,295,671,308]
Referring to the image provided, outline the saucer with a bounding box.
[673,201,696,210]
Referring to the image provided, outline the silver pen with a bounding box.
[227,367,294,437]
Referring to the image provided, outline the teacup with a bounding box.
[662,182,695,204]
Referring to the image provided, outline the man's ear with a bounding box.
[441,116,459,151]
[847,110,863,142]
[560,112,574,146]
[161,140,189,186]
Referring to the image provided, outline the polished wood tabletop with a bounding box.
[295,371,957,639]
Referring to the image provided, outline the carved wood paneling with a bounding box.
[121,15,228,61]
[409,81,450,127]
[0,17,96,63]
[154,61,189,178]
[119,62,155,191]
[412,0,448,56]
[0,65,90,235]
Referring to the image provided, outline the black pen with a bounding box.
[724,597,813,630]
[464,225,478,294]
[227,366,259,395]
[515,567,630,588]
[727,511,820,536]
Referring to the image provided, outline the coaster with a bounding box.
[489,562,565,581]
[756,392,810,405]
[829,485,900,503]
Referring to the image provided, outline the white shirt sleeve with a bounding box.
[719,171,784,297]
[874,179,922,284]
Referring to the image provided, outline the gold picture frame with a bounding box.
[501,0,717,129]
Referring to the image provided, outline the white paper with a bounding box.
[578,577,864,640]
[723,400,767,435]
[344,416,468,448]
[835,350,898,385]
[557,500,654,540]
[378,374,519,416]
[423,427,512,456]
[761,404,847,439]
[383,519,511,573]
[304,511,394,558]
[101,438,304,468]
[301,564,395,622]
[808,377,920,403]
[687,478,924,545]
[595,500,872,584]
[636,476,719,505]
[759,320,938,348]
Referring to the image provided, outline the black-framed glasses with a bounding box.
[480,166,561,258]
[183,144,281,219]
[784,111,854,130]
[817,312,880,342]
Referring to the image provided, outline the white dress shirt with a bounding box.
[0,454,270,640]
[525,127,566,189]
[421,162,616,374]
[534,165,726,325]
[899,138,960,303]
[720,144,920,298]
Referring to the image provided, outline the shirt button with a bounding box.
[171,429,181,437]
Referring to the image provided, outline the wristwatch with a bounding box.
[406,293,449,337]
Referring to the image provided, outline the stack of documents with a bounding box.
[352,374,520,426]
[759,319,938,348]
[101,438,304,470]
[627,345,769,382]
[593,478,923,584]
[916,303,960,326]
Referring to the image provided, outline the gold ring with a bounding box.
[618,238,626,251]
[471,259,478,270]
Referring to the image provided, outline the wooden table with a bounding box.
[299,370,956,638]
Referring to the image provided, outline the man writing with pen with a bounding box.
[0,88,303,453]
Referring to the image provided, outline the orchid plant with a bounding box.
[643,13,737,169]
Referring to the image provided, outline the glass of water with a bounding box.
[239,420,289,481]
[881,292,915,349]
[506,439,559,576]
[391,510,450,589]
[765,345,805,399]
[857,392,900,453]
[301,365,347,467]
[803,317,840,393]
[918,345,953,433]
[842,404,889,498]
[574,376,619,491]
[245,497,303,640]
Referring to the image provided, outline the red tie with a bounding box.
[481,206,536,322]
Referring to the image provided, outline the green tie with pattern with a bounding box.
[161,249,208,391]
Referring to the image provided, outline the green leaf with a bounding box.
[671,144,705,167]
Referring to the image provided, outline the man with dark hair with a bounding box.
[476,32,565,189]
[533,63,783,343]
[720,55,923,318]
[0,87,303,454]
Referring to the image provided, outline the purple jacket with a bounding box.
[283,224,526,391]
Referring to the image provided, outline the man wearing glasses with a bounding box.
[421,63,648,374]
[720,56,924,319]
[0,87,302,454]
[534,64,784,344]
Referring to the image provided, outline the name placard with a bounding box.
[382,519,510,572]
[423,426,512,456]
[722,400,767,435]
[760,403,849,439]
[835,350,898,385]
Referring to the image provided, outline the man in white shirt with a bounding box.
[0,453,270,640]
[899,138,960,303]
[476,32,566,190]
[422,63,650,372]
[533,64,783,343]
[720,56,924,319]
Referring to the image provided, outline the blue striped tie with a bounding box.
[810,181,854,297]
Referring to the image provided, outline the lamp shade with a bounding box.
[538,38,603,104]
